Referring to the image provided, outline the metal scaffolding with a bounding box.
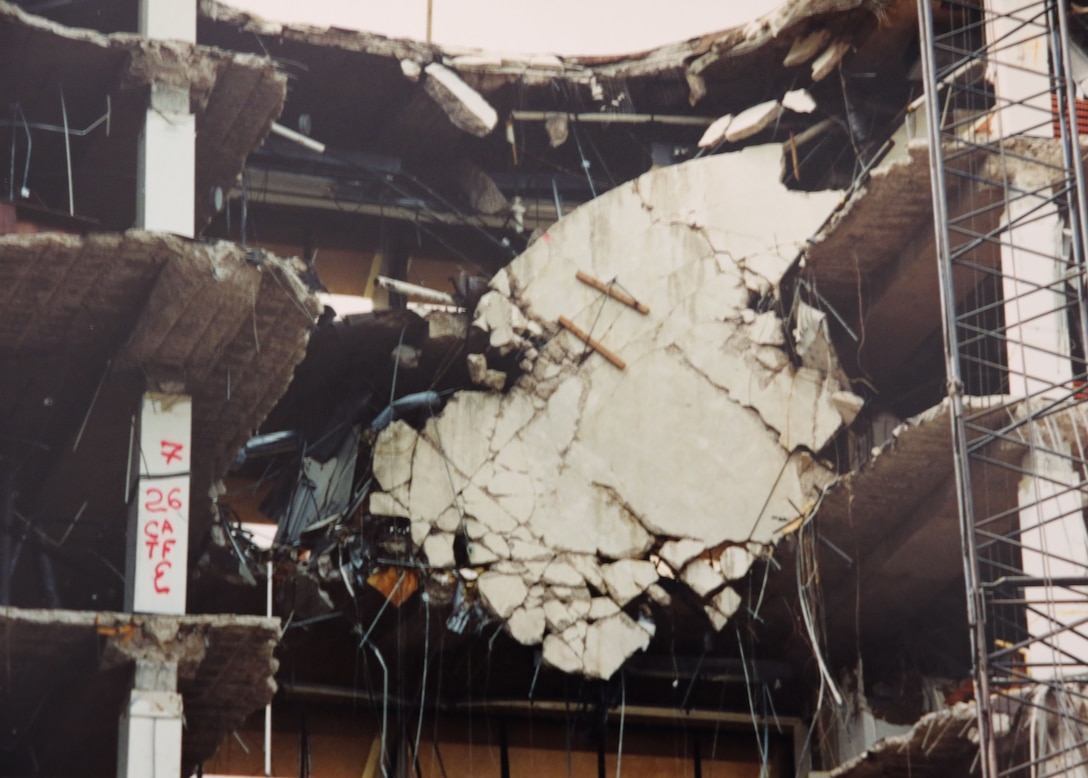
[918,0,1088,775]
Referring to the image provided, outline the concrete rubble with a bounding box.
[367,146,858,679]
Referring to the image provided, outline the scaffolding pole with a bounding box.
[918,0,1088,775]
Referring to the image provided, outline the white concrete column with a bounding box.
[1001,195,1070,399]
[117,660,183,778]
[136,85,195,237]
[139,0,196,44]
[1018,449,1088,678]
[124,392,191,615]
[136,0,196,237]
[986,0,1053,138]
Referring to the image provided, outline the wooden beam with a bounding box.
[575,271,650,314]
[558,316,625,370]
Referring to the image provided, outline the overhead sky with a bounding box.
[225,0,783,56]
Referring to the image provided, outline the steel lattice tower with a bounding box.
[918,0,1088,774]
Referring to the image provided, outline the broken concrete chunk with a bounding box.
[478,573,528,620]
[680,559,725,598]
[489,268,512,298]
[391,343,420,369]
[831,390,865,425]
[782,89,816,114]
[550,585,573,600]
[543,633,582,675]
[725,100,782,143]
[487,469,535,523]
[544,599,575,632]
[748,311,786,346]
[372,420,416,491]
[410,520,432,549]
[493,561,528,576]
[783,28,832,67]
[600,559,659,606]
[427,311,469,342]
[658,539,705,570]
[583,613,651,680]
[482,532,511,559]
[400,59,422,82]
[423,62,498,137]
[434,506,461,533]
[698,114,733,148]
[588,597,621,620]
[710,586,742,622]
[474,291,520,353]
[423,533,456,569]
[811,40,851,82]
[719,544,757,581]
[542,559,584,587]
[428,392,500,479]
[482,370,507,391]
[562,554,604,591]
[370,491,409,519]
[704,603,729,631]
[545,112,569,147]
[467,353,489,386]
[646,584,672,607]
[407,436,461,521]
[462,483,518,533]
[562,619,588,646]
[462,518,487,540]
[568,594,591,621]
[507,605,546,645]
[509,539,554,562]
[467,542,500,565]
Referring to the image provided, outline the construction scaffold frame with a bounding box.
[918,0,1088,775]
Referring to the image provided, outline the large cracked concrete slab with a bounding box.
[370,146,853,678]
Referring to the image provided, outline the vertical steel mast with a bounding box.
[918,0,1088,775]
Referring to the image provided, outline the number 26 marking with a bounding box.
[144,487,183,513]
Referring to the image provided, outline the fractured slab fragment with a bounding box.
[370,148,852,676]
[600,560,659,606]
[583,613,651,680]
[507,604,546,645]
[478,573,527,619]
[543,633,583,675]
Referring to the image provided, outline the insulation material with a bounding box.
[370,147,854,679]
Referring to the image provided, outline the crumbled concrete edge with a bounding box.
[370,147,859,679]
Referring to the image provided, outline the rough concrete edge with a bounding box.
[828,701,978,777]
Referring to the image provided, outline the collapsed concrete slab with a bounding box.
[370,146,855,678]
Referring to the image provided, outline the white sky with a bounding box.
[225,0,783,56]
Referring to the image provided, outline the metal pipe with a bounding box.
[278,680,805,729]
[59,84,73,216]
[511,110,714,127]
[1052,0,1088,378]
[17,106,31,198]
[1,469,14,606]
[264,559,273,777]
[270,122,326,154]
[369,644,390,778]
[917,1,997,776]
[376,276,456,306]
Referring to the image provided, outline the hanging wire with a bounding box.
[615,672,626,778]
[413,590,432,773]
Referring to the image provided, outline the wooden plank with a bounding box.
[575,270,649,314]
[558,316,625,370]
